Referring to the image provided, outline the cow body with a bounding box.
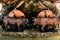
[34,18,59,31]
[2,17,28,31]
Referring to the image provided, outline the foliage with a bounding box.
[4,0,58,17]
[47,6,58,15]
[4,0,19,15]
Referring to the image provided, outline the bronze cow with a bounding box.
[33,18,59,31]
[2,17,28,32]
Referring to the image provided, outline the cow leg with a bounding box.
[54,24,59,32]
[17,25,23,32]
[5,23,11,31]
[14,23,18,31]
[41,25,45,31]
[3,22,8,31]
[55,25,58,31]
[2,23,5,30]
[2,23,8,31]
[5,25,8,31]
[19,24,25,32]
[57,23,59,30]
[18,25,20,32]
[52,25,56,31]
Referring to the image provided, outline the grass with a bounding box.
[1,34,60,40]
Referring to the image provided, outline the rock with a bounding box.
[9,32,14,36]
[17,32,23,36]
[2,29,59,37]
[41,33,45,36]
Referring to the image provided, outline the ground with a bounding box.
[0,22,60,40]
[1,34,60,40]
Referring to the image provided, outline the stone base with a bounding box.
[2,29,59,37]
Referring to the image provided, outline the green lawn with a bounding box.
[1,35,60,40]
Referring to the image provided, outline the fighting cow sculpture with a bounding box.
[1,9,59,32]
[34,10,59,32]
[2,18,29,32]
[34,18,59,31]
[2,10,29,32]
